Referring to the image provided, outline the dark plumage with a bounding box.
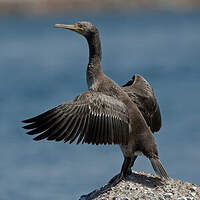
[23,21,169,184]
[122,74,162,133]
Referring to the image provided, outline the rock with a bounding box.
[163,193,173,198]
[191,192,196,197]
[79,171,200,200]
[190,186,197,192]
[177,197,187,200]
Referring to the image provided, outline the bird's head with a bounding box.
[54,21,98,39]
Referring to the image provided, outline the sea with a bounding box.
[0,11,200,200]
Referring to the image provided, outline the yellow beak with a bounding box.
[54,24,84,35]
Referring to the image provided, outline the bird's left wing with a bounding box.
[122,74,162,133]
[22,91,130,145]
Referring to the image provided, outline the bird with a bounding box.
[22,21,169,185]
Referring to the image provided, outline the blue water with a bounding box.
[0,12,200,200]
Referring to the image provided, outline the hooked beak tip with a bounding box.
[54,24,65,28]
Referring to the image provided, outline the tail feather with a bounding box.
[150,158,169,179]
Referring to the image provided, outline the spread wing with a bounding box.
[22,91,130,145]
[122,74,161,133]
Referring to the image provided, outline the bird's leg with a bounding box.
[120,156,132,177]
[109,157,132,185]
[126,156,137,175]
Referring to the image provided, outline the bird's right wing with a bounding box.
[22,91,130,145]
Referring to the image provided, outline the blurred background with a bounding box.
[0,1,200,200]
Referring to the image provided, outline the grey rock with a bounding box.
[163,193,173,198]
[79,171,200,200]
[177,197,187,200]
[190,192,196,197]
[186,197,194,200]
[190,186,197,192]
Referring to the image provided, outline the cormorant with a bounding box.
[22,21,168,185]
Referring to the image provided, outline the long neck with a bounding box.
[86,32,103,89]
[87,32,102,65]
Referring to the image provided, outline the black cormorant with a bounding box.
[22,21,168,185]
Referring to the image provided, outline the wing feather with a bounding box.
[23,91,130,145]
[26,111,63,135]
[103,114,108,145]
[77,115,89,144]
[122,74,162,133]
[69,116,84,144]
[97,113,103,145]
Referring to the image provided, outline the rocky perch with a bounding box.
[79,171,200,200]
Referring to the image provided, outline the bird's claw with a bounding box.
[108,172,129,186]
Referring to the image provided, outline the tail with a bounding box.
[150,158,169,179]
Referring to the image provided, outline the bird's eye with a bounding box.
[78,23,83,29]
